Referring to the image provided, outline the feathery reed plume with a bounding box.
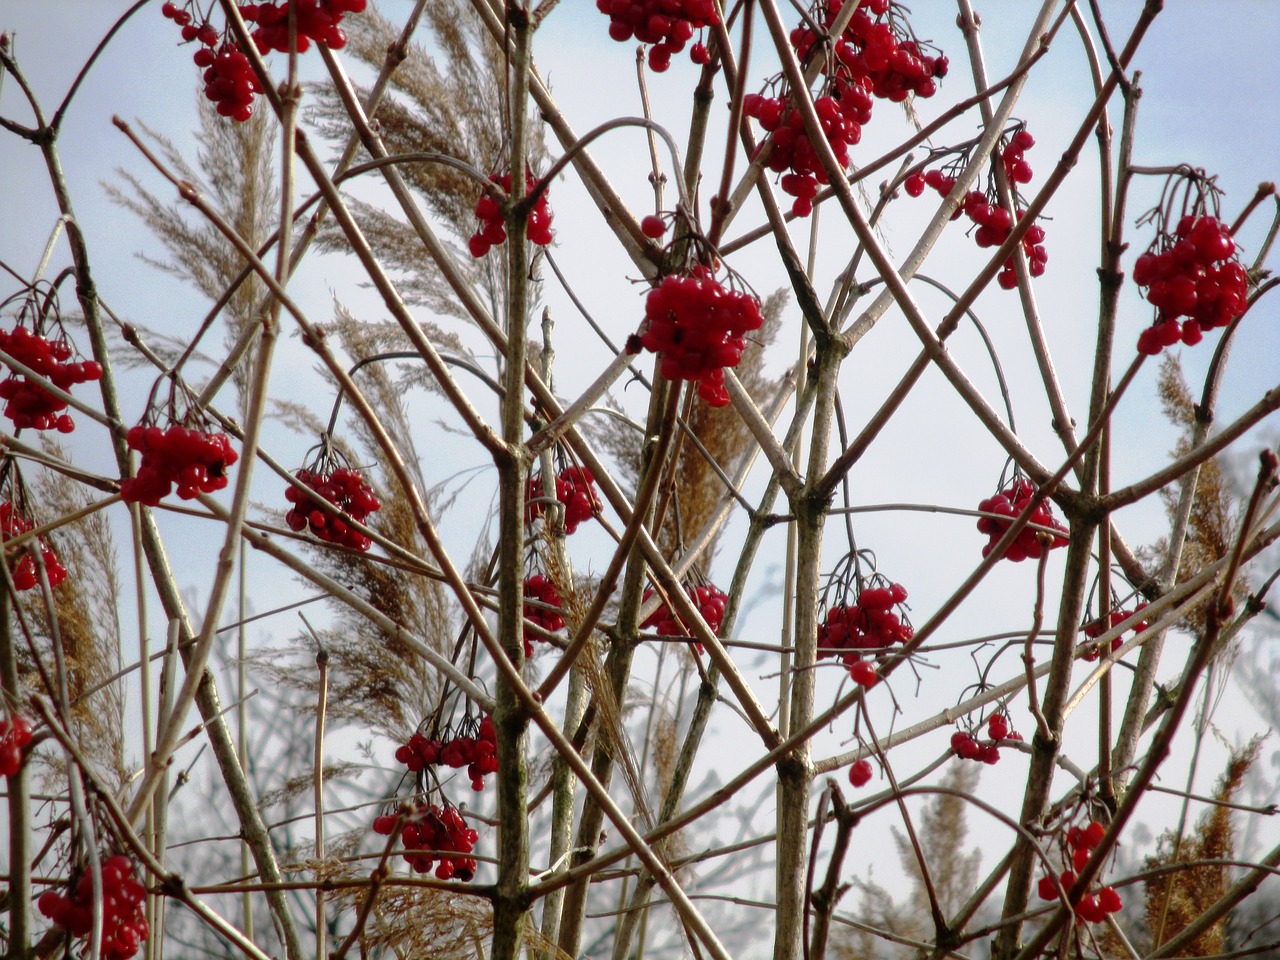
[105,102,276,396]
[308,0,548,321]
[1143,739,1261,955]
[252,302,459,741]
[1154,354,1246,635]
[19,446,127,789]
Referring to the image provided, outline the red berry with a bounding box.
[1098,886,1122,914]
[848,659,879,688]
[641,214,667,239]
[848,758,873,787]
[1082,820,1106,849]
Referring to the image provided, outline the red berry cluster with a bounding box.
[0,713,33,776]
[162,3,220,57]
[523,574,565,657]
[641,582,728,654]
[1000,127,1036,187]
[394,716,498,793]
[905,130,1047,289]
[526,466,600,535]
[0,326,102,432]
[38,856,149,960]
[848,757,873,788]
[162,3,262,122]
[468,171,554,258]
[285,466,381,551]
[817,582,912,661]
[0,501,67,591]
[633,264,765,406]
[240,0,368,53]
[1080,603,1148,662]
[373,803,479,881]
[1134,215,1248,354]
[201,44,260,122]
[596,0,718,72]
[159,1,195,26]
[121,422,239,505]
[743,93,862,218]
[793,0,948,104]
[976,477,1068,562]
[1037,820,1122,923]
[750,0,944,217]
[950,713,1022,765]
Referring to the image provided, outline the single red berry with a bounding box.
[1082,820,1106,849]
[848,758,873,787]
[1098,886,1122,914]
[641,214,667,239]
[848,659,879,688]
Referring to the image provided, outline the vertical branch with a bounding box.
[808,786,855,960]
[237,541,253,943]
[536,308,587,955]
[1096,425,1115,810]
[0,588,32,960]
[125,504,161,960]
[556,377,676,959]
[775,332,847,960]
[992,518,1098,960]
[492,6,533,960]
[1023,550,1052,741]
[313,648,329,960]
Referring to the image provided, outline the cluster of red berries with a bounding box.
[0,713,33,776]
[641,582,727,654]
[285,466,381,551]
[848,757,873,788]
[38,856,149,960]
[1,501,67,591]
[818,582,912,661]
[240,0,367,54]
[632,264,765,406]
[1080,604,1149,661]
[1000,127,1036,186]
[1037,820,1122,923]
[200,44,260,122]
[744,94,861,219]
[951,713,1022,765]
[976,477,1068,562]
[162,3,261,122]
[526,466,600,535]
[793,0,948,104]
[905,131,1047,289]
[394,716,498,793]
[523,574,565,657]
[162,2,218,46]
[121,422,238,506]
[596,0,718,72]
[469,171,554,258]
[374,803,479,881]
[750,0,944,216]
[0,326,102,432]
[1134,215,1249,354]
